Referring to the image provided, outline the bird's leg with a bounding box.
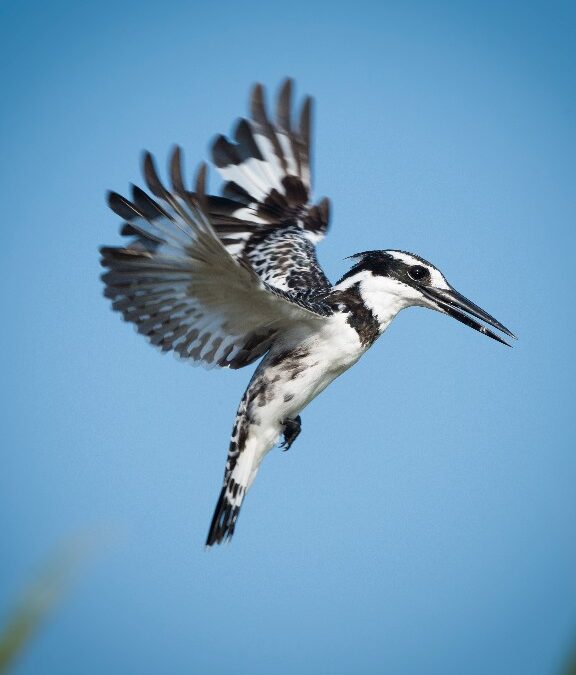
[280,415,302,451]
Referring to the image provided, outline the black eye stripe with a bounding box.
[407,265,430,281]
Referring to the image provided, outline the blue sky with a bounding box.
[1,0,575,673]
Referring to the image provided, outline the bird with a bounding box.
[100,79,515,546]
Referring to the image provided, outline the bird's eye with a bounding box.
[408,265,430,281]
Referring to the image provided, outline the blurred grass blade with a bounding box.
[0,538,91,673]
[564,644,576,675]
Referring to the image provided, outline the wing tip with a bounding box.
[277,77,294,130]
[141,150,162,197]
[195,162,207,196]
[107,190,132,218]
[169,144,186,196]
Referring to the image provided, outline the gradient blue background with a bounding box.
[1,1,575,673]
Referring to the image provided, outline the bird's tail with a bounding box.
[205,442,259,546]
[205,390,264,546]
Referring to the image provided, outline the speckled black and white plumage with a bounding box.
[101,151,332,370]
[101,79,514,547]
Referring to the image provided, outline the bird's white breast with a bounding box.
[257,313,366,427]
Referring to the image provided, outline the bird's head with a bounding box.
[337,250,515,346]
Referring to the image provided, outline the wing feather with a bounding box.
[101,149,331,369]
[200,79,332,295]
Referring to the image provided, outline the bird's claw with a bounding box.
[280,415,302,451]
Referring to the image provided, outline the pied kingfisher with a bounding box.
[100,79,515,546]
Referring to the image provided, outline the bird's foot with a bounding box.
[280,415,302,451]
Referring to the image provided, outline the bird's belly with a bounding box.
[280,356,358,418]
[241,320,366,477]
[262,318,366,422]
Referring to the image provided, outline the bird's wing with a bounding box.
[203,78,332,295]
[100,154,332,369]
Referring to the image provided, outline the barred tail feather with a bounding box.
[206,388,267,547]
[206,450,256,546]
[205,483,245,546]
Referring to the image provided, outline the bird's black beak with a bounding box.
[419,286,516,347]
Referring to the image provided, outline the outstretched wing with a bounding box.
[204,78,332,295]
[100,152,332,369]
